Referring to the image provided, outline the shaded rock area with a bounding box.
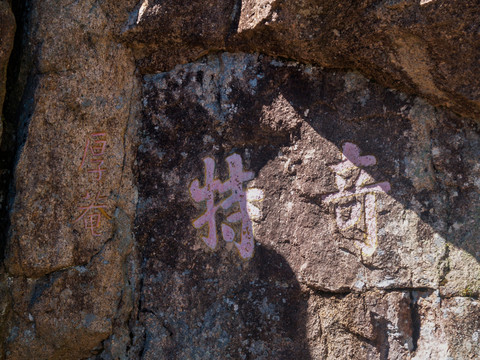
[0,1,15,357]
[0,0,15,122]
[0,0,15,249]
[0,0,479,359]
[135,53,480,359]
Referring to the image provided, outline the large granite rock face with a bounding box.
[0,0,479,359]
[134,53,480,359]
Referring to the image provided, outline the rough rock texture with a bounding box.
[134,53,480,359]
[125,0,480,119]
[2,0,139,358]
[0,0,479,359]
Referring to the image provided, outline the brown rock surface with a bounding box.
[125,0,480,119]
[0,1,479,359]
[133,53,480,359]
[2,0,139,358]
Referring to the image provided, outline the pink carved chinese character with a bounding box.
[74,192,112,236]
[88,159,106,181]
[322,143,391,256]
[84,213,102,236]
[190,154,264,259]
[79,132,107,181]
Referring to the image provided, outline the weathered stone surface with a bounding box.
[233,0,480,120]
[133,53,480,358]
[5,57,136,277]
[307,290,415,359]
[135,245,310,359]
[2,0,139,358]
[124,0,237,72]
[6,217,136,359]
[125,0,480,120]
[1,1,479,359]
[413,291,480,359]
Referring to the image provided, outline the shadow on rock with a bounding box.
[135,244,311,360]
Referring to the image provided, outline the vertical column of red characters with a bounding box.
[74,132,111,236]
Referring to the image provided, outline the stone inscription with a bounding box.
[322,142,391,256]
[75,132,112,236]
[190,154,264,259]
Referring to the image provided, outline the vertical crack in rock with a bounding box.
[1,1,26,353]
[226,0,243,40]
[438,242,451,286]
[409,291,421,352]
[0,0,25,260]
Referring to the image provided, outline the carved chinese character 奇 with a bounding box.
[189,154,264,259]
[322,142,391,256]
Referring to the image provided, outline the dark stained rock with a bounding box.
[136,245,310,359]
[0,3,15,356]
[132,52,480,359]
[0,0,15,122]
